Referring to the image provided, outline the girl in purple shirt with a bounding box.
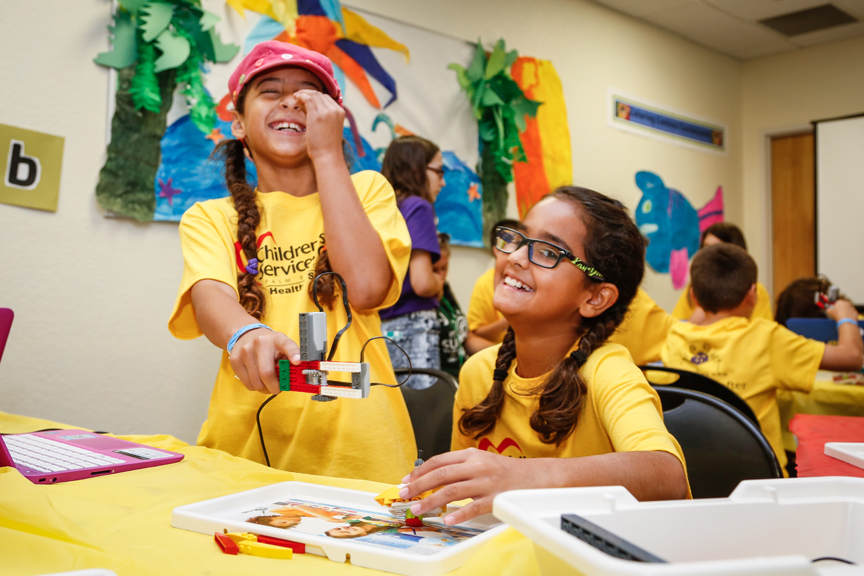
[379,136,446,389]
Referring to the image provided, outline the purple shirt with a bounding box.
[379,195,441,320]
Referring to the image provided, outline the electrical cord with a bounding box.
[256,394,279,467]
[362,335,413,387]
[311,271,352,362]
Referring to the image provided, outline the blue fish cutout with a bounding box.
[635,171,723,280]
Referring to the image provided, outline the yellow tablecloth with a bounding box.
[0,412,539,576]
[779,376,864,452]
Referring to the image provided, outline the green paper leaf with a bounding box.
[479,119,497,142]
[484,39,507,80]
[153,28,191,72]
[481,90,504,107]
[466,42,486,83]
[94,10,138,69]
[119,0,150,13]
[208,28,240,62]
[199,10,220,31]
[504,49,519,70]
[447,63,471,92]
[130,39,162,113]
[141,1,174,43]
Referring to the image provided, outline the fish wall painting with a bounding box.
[634,170,724,290]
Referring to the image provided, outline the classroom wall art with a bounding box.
[0,123,65,212]
[610,88,726,154]
[634,170,724,289]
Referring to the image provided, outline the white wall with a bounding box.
[741,35,864,296]
[0,0,742,442]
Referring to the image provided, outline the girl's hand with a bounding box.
[398,448,542,525]
[229,328,301,395]
[295,89,345,162]
[826,298,859,322]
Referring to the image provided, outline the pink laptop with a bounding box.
[0,429,184,484]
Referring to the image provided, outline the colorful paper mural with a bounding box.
[511,57,572,219]
[634,171,724,289]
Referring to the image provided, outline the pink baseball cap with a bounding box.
[228,41,343,108]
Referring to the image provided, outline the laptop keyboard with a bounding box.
[5,434,125,473]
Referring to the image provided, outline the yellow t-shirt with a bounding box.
[168,171,416,484]
[467,267,507,344]
[672,282,774,321]
[452,343,688,491]
[661,317,825,474]
[608,288,677,366]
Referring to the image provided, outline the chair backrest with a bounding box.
[655,386,783,498]
[640,365,760,428]
[0,308,13,364]
[786,317,864,343]
[395,368,459,459]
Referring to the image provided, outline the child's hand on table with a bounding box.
[398,448,543,525]
[230,329,301,395]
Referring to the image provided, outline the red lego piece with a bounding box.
[405,517,424,527]
[288,383,322,394]
[214,532,239,555]
[256,534,306,553]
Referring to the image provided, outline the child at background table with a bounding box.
[672,223,773,321]
[433,232,470,377]
[401,187,690,524]
[662,244,863,474]
[466,219,521,353]
[378,136,447,390]
[168,41,415,483]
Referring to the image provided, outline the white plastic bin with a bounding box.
[493,477,864,576]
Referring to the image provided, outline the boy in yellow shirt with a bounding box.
[662,244,863,475]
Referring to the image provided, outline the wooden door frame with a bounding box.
[762,124,813,299]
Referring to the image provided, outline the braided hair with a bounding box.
[459,187,646,445]
[212,83,347,316]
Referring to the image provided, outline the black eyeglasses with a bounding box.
[494,226,605,280]
[426,165,445,177]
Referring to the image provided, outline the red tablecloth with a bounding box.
[789,414,864,477]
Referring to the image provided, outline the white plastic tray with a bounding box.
[825,443,864,469]
[493,477,864,576]
[171,481,504,576]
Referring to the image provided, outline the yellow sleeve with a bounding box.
[353,171,412,311]
[671,286,694,320]
[168,202,238,340]
[467,268,496,331]
[609,289,676,365]
[450,346,500,451]
[591,349,688,477]
[768,321,825,393]
[753,282,774,321]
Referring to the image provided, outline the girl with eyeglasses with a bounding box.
[379,136,448,390]
[399,187,690,524]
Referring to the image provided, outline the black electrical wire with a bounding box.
[311,271,352,362]
[255,394,279,467]
[362,336,413,388]
[812,557,855,565]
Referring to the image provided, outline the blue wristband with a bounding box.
[227,323,272,354]
[837,318,858,329]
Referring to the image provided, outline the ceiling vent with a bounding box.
[759,4,857,37]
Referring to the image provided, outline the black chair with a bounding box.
[394,368,459,459]
[639,366,760,428]
[655,386,783,498]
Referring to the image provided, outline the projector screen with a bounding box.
[815,114,864,305]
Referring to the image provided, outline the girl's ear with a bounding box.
[579,283,619,319]
[231,111,246,140]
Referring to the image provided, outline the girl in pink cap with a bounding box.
[168,41,416,483]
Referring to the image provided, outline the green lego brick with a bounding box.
[279,359,292,391]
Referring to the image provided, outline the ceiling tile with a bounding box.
[644,2,798,58]
[790,19,864,45]
[591,0,696,18]
[703,0,834,22]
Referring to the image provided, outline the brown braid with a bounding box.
[459,328,517,439]
[460,187,646,445]
[213,137,267,319]
[308,246,339,309]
